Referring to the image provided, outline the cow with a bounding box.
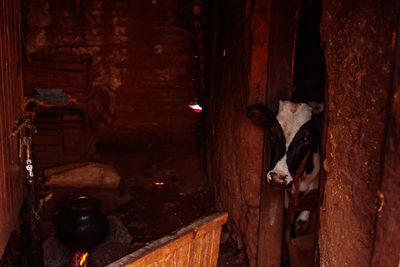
[246,100,323,236]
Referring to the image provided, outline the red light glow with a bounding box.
[188,104,202,113]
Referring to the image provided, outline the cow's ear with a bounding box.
[246,104,274,126]
[307,101,324,114]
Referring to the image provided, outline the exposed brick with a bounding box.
[23,0,201,149]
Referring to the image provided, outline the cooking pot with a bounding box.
[54,196,109,251]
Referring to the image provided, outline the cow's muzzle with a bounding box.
[266,171,293,188]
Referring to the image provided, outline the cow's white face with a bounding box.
[267,101,313,185]
[246,100,322,188]
[276,101,313,147]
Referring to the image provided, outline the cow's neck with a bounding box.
[299,152,320,193]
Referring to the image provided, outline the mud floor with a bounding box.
[38,145,248,266]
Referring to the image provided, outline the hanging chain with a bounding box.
[32,206,41,221]
[25,136,41,221]
[17,113,41,221]
[24,137,34,184]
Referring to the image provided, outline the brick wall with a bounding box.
[22,0,203,151]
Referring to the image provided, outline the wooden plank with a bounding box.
[248,0,271,104]
[35,125,83,131]
[267,0,303,108]
[200,230,213,266]
[23,67,89,91]
[175,243,190,267]
[34,117,83,124]
[27,53,91,72]
[211,228,223,266]
[29,53,92,63]
[371,2,400,266]
[22,53,91,98]
[163,250,176,267]
[107,213,228,267]
[0,0,24,258]
[33,135,62,145]
[257,1,302,267]
[188,232,203,266]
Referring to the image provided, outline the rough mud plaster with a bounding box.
[319,1,396,266]
[372,67,400,266]
[207,1,269,266]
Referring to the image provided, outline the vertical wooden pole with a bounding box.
[0,0,25,258]
[256,0,302,266]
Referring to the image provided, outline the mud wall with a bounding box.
[0,0,24,257]
[22,0,204,151]
[319,1,397,266]
[372,15,400,265]
[207,1,270,266]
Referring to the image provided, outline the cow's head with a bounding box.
[246,100,323,188]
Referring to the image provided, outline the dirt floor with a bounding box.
[94,145,217,242]
[37,144,248,266]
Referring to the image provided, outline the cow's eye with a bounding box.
[302,136,311,143]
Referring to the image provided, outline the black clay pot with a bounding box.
[54,196,109,251]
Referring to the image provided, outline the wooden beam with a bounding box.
[0,0,24,258]
[256,0,302,266]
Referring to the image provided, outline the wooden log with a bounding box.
[45,162,120,189]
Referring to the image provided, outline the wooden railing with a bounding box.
[107,212,228,267]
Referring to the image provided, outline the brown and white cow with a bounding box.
[246,100,323,235]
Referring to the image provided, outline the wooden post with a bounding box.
[0,0,25,258]
[256,0,302,266]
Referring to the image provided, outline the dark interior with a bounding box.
[1,1,399,267]
[292,0,325,102]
